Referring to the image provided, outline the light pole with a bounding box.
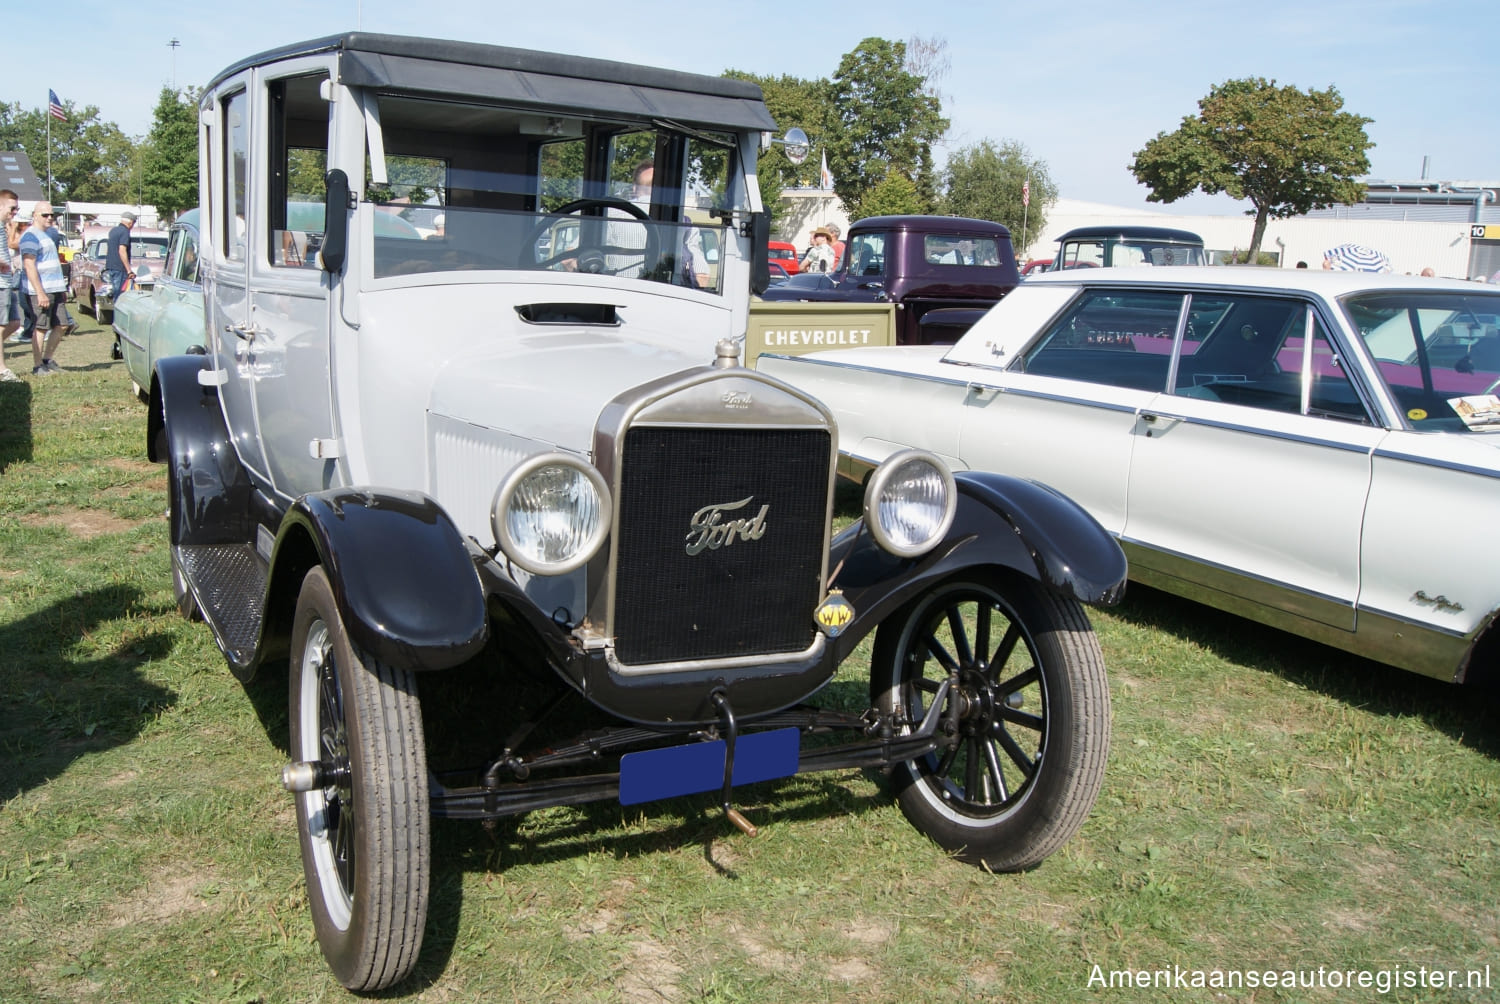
[168,38,180,91]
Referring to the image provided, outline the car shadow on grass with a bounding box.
[0,584,178,802]
[1108,584,1500,759]
[0,375,33,472]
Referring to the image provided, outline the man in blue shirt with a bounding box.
[105,210,136,296]
[19,202,68,374]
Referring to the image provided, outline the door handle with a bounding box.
[225,323,262,342]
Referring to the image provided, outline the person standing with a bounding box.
[826,223,845,272]
[0,189,21,381]
[105,210,137,297]
[18,201,68,375]
[801,226,836,274]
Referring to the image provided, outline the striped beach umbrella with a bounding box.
[1323,243,1391,273]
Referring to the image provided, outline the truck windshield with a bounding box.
[1059,238,1206,268]
[361,93,741,294]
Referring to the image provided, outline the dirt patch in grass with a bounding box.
[615,938,683,1003]
[21,508,142,539]
[105,868,216,929]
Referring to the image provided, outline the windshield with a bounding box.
[1059,239,1206,268]
[357,94,744,294]
[1343,290,1500,431]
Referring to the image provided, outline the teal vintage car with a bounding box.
[113,209,204,399]
[114,205,422,400]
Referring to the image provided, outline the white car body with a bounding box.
[760,267,1500,684]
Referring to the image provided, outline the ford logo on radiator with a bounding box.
[685,497,769,555]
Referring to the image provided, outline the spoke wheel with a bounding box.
[290,567,429,991]
[873,574,1110,870]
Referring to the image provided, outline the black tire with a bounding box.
[289,567,429,991]
[872,574,1110,871]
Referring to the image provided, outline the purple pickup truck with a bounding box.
[759,214,1020,344]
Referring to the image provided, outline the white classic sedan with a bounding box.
[759,267,1500,685]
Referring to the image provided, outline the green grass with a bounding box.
[3,317,1499,1002]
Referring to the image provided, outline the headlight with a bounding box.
[863,450,957,558]
[491,452,612,575]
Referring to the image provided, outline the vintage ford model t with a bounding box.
[149,33,1127,990]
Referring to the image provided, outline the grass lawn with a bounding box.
[1,313,1497,1002]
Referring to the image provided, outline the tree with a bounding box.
[1130,78,1373,261]
[0,98,136,204]
[939,139,1057,252]
[860,172,924,218]
[142,87,199,218]
[723,70,832,231]
[825,38,948,218]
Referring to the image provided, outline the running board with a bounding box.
[176,542,267,668]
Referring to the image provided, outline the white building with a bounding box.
[1030,180,1500,281]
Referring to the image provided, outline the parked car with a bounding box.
[151,33,1126,991]
[1021,258,1053,276]
[1053,225,1206,269]
[70,225,170,322]
[759,215,1020,344]
[112,210,202,398]
[767,239,801,274]
[767,260,790,284]
[760,267,1500,687]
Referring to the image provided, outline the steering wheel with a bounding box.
[520,197,662,276]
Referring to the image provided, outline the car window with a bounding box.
[1174,294,1370,423]
[923,234,1004,267]
[845,232,885,276]
[1344,291,1500,431]
[1019,289,1184,391]
[166,227,200,284]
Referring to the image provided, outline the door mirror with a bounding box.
[319,169,350,274]
[748,211,771,295]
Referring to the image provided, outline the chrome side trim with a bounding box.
[1372,447,1500,481]
[1137,410,1375,454]
[1121,540,1474,682]
[759,352,975,390]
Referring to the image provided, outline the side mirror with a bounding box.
[748,211,771,295]
[782,128,810,165]
[319,169,350,274]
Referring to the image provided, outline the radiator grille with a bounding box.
[613,426,831,665]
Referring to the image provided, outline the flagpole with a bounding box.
[46,104,52,204]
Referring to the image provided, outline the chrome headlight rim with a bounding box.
[863,449,958,559]
[490,451,612,576]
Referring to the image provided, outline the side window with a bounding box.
[267,72,330,268]
[846,232,886,276]
[1020,290,1183,391]
[1173,295,1370,423]
[923,234,1002,266]
[221,90,248,260]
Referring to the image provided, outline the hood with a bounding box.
[426,325,721,454]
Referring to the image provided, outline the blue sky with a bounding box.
[5,1,1496,216]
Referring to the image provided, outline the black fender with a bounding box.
[267,489,490,672]
[151,354,257,546]
[830,470,1127,662]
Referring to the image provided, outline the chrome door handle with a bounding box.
[225,323,261,341]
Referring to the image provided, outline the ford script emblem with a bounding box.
[685,497,769,555]
[722,390,753,410]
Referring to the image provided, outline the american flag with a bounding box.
[1022,178,1030,207]
[48,89,66,122]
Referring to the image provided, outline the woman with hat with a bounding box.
[801,226,836,274]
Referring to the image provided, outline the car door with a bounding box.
[954,287,1187,534]
[246,62,339,498]
[1123,292,1386,631]
[204,77,270,487]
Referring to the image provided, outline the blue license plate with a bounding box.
[618,728,800,806]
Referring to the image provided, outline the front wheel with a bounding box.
[872,574,1110,871]
[290,567,430,991]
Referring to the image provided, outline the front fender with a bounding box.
[270,489,489,671]
[830,471,1127,661]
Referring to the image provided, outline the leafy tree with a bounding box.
[1130,78,1373,261]
[859,172,924,218]
[0,98,136,204]
[723,70,831,231]
[142,87,199,219]
[939,139,1057,252]
[825,38,948,218]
